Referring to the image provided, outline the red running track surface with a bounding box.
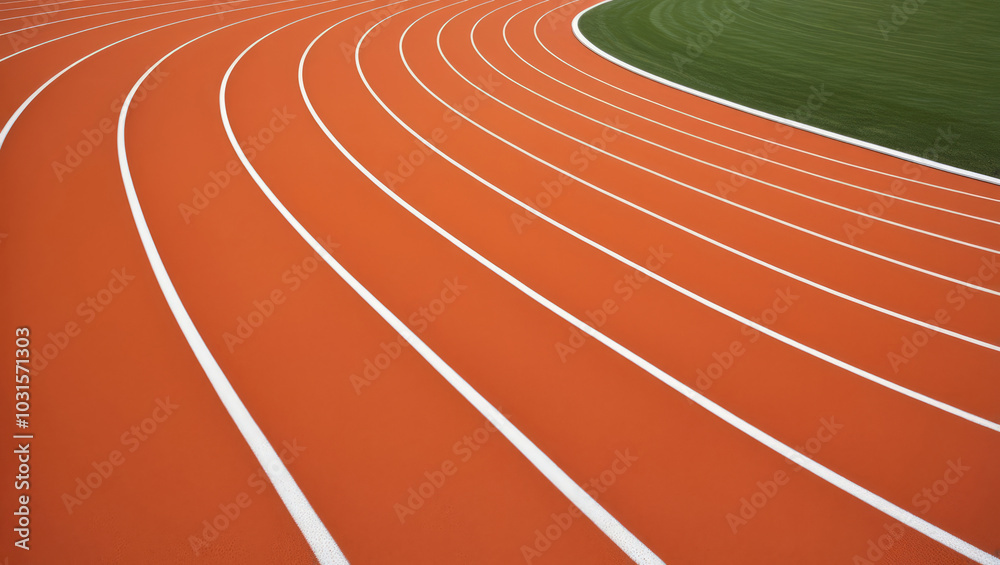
[1,0,998,563]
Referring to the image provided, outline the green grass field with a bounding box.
[578,0,1000,177]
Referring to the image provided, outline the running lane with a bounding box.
[117,0,650,562]
[0,1,333,562]
[423,0,1000,425]
[256,0,996,562]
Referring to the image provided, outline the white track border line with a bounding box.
[0,0,312,149]
[0,0,90,13]
[0,0,257,63]
[571,0,1000,187]
[532,1,1000,202]
[290,2,665,563]
[297,1,665,563]
[113,2,356,563]
[443,4,1000,258]
[303,1,1000,562]
[437,0,1000,352]
[400,0,1000,431]
[495,1,1000,224]
[0,0,359,562]
[465,0,1000,300]
[0,0,216,37]
[0,0,177,23]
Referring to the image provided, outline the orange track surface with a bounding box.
[1,0,998,563]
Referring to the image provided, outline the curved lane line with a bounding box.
[532,1,1000,201]
[0,0,218,37]
[112,2,355,563]
[571,0,1000,186]
[495,1,1000,224]
[0,0,259,64]
[294,1,667,563]
[315,0,1000,561]
[467,0,1000,300]
[436,0,1000,351]
[1,0,312,147]
[441,3,1000,257]
[390,0,1000,430]
[0,0,184,23]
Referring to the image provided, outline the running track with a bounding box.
[1,0,998,562]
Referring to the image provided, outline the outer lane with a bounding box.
[122,0,649,562]
[0,0,329,562]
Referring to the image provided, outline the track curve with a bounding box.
[1,0,997,562]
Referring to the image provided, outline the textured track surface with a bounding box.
[1,0,998,563]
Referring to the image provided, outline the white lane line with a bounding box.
[399,0,1000,430]
[492,2,1000,226]
[571,0,1000,188]
[432,0,1000,351]
[111,2,356,564]
[533,1,1000,202]
[0,0,257,63]
[0,0,90,12]
[0,0,177,23]
[0,0,351,561]
[456,0,1000,301]
[0,0,211,37]
[309,2,1000,563]
[445,4,1000,257]
[0,0,308,148]
[296,2,666,563]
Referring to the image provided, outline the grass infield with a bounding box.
[578,0,1000,177]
